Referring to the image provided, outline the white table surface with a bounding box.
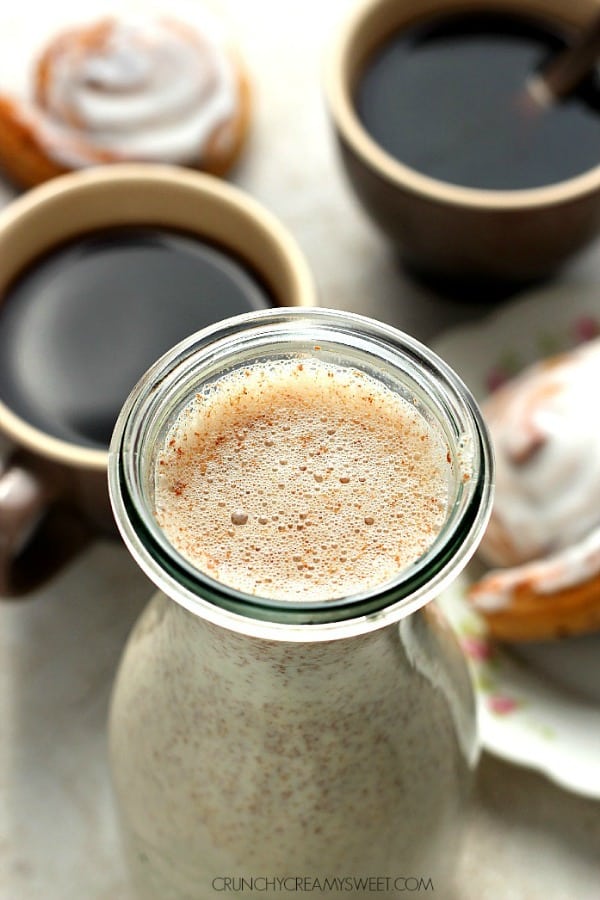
[1,2,600,898]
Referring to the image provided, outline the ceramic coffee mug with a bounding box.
[0,164,316,595]
[326,0,600,282]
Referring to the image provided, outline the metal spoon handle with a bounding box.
[527,12,600,106]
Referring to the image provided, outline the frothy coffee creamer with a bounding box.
[154,358,451,600]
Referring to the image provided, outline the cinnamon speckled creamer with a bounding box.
[154,357,450,600]
[108,309,494,899]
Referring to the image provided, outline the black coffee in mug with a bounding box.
[355,11,600,191]
[0,227,274,449]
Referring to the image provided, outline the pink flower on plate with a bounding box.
[485,349,522,393]
[488,694,520,715]
[460,635,494,662]
[485,367,510,393]
[573,315,600,344]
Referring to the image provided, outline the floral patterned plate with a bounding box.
[433,281,600,799]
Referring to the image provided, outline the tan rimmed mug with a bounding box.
[326,0,600,282]
[0,164,316,595]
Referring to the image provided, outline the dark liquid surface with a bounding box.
[0,228,274,449]
[356,12,600,190]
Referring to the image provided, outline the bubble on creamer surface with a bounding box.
[153,358,452,601]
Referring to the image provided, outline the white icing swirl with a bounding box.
[34,16,239,166]
[482,338,600,566]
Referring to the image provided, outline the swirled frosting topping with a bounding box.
[33,16,239,165]
[482,338,600,565]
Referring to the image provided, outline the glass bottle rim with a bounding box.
[109,307,494,641]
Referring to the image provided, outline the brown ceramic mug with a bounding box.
[325,0,600,282]
[0,164,316,595]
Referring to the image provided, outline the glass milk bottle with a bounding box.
[108,309,493,900]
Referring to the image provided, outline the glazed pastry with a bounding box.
[469,338,600,640]
[0,14,251,187]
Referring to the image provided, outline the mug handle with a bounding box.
[0,457,92,596]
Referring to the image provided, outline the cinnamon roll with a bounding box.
[469,338,600,640]
[0,13,251,188]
